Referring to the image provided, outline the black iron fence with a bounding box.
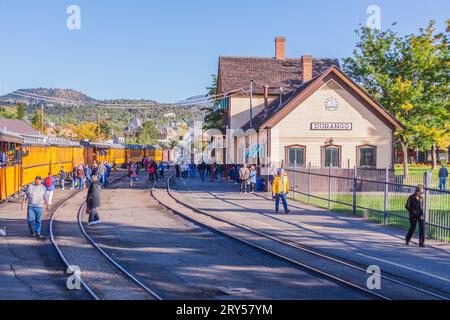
[286,167,450,243]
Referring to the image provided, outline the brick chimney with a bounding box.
[301,55,313,82]
[275,36,286,60]
[263,85,269,115]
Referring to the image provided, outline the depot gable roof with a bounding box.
[240,66,404,131]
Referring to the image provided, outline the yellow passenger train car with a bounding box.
[21,135,51,187]
[81,142,126,167]
[1,132,159,201]
[125,144,145,164]
[0,130,23,201]
[147,145,163,162]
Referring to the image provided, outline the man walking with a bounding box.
[239,164,250,193]
[438,164,448,191]
[58,166,66,190]
[272,169,290,214]
[198,161,206,182]
[405,187,425,247]
[21,176,49,239]
[98,161,107,187]
[86,175,102,226]
[76,164,85,190]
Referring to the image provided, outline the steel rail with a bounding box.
[159,174,449,300]
[50,172,162,300]
[151,174,392,300]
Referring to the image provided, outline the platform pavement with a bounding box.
[171,175,450,294]
[0,172,125,300]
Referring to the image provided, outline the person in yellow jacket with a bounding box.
[272,169,290,214]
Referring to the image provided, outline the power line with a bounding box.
[0,85,249,108]
[8,89,248,109]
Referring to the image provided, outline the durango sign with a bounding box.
[311,122,352,130]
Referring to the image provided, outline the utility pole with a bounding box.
[97,111,100,137]
[40,102,44,133]
[249,80,253,129]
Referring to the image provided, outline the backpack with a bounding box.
[148,166,155,174]
[45,176,53,187]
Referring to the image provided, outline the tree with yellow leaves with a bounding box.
[69,122,99,142]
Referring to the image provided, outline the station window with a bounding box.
[357,145,377,168]
[286,145,306,168]
[322,145,341,168]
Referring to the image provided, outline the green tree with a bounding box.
[99,119,113,141]
[16,103,26,120]
[203,74,224,130]
[403,21,450,168]
[30,110,44,131]
[343,21,449,177]
[0,107,17,119]
[135,121,158,145]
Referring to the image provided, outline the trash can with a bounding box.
[256,177,264,192]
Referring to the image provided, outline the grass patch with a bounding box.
[290,191,450,242]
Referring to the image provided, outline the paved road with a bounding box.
[170,175,450,296]
[83,172,369,300]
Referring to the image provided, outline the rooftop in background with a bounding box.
[218,56,339,95]
[217,37,340,95]
[0,118,41,136]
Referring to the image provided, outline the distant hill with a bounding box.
[0,88,207,136]
[0,88,97,106]
[0,88,212,108]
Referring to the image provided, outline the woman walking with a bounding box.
[405,187,426,247]
[129,163,138,187]
[86,175,101,226]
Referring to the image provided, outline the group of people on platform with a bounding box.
[20,155,448,246]
[173,161,290,214]
[22,160,112,239]
[127,158,170,187]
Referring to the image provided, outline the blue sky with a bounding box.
[0,0,448,102]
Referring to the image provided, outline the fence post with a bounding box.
[353,166,357,216]
[328,166,332,210]
[423,171,432,236]
[308,162,311,204]
[383,167,389,226]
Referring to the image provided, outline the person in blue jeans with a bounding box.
[438,164,448,191]
[272,169,290,214]
[105,163,111,186]
[21,176,49,239]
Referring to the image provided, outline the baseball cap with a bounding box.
[35,176,42,180]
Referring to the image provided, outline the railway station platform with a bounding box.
[170,175,450,294]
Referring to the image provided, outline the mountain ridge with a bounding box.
[0,88,208,107]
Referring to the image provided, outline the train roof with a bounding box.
[0,129,24,144]
[124,144,146,150]
[47,137,80,147]
[80,140,125,149]
[23,134,49,147]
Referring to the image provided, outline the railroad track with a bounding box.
[152,173,449,301]
[49,174,162,300]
